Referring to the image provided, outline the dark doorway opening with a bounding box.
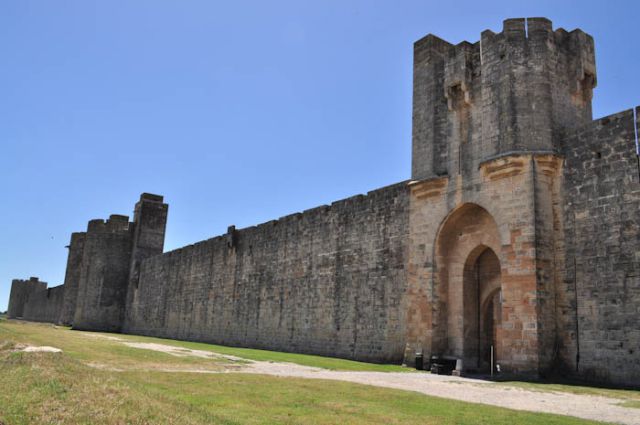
[463,247,502,372]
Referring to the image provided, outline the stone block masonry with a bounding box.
[22,285,65,323]
[59,232,86,325]
[7,17,639,387]
[71,215,135,332]
[7,277,47,319]
[124,183,410,363]
[72,194,168,332]
[7,277,65,323]
[560,108,640,385]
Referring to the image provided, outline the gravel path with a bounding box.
[241,362,638,425]
[90,334,639,424]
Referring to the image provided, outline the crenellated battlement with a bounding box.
[479,18,596,99]
[139,193,164,203]
[86,215,132,233]
[71,194,168,332]
[13,276,47,286]
[7,277,47,319]
[416,18,596,80]
[412,18,597,181]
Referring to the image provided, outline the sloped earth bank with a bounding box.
[89,335,637,425]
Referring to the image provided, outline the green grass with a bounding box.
[0,320,406,372]
[0,321,235,372]
[0,320,613,424]
[619,400,640,409]
[0,350,603,424]
[110,331,409,372]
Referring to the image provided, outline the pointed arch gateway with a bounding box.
[462,246,502,371]
[432,203,503,373]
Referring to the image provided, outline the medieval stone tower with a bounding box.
[406,17,597,374]
[8,18,639,386]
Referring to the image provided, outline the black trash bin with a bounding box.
[415,353,424,370]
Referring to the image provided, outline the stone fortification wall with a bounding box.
[406,18,581,375]
[560,108,640,386]
[59,232,86,325]
[124,194,169,319]
[7,194,168,330]
[22,285,65,323]
[124,182,409,363]
[6,17,638,388]
[72,215,134,332]
[7,277,47,319]
[411,18,595,181]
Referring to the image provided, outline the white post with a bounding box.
[491,345,494,378]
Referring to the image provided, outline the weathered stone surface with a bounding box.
[72,215,135,332]
[23,284,65,323]
[7,277,65,323]
[59,232,86,325]
[559,109,640,385]
[72,194,169,332]
[123,183,410,363]
[7,277,47,319]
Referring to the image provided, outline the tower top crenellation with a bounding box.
[411,17,597,180]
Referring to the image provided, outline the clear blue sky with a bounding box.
[1,0,638,311]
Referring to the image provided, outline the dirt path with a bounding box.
[89,335,638,424]
[122,341,244,362]
[14,344,62,353]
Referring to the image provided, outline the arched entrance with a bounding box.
[432,203,503,374]
[463,246,501,372]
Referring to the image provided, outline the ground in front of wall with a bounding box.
[1,320,638,425]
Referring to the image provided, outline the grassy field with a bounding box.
[0,320,612,424]
[0,320,406,372]
[111,331,410,372]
